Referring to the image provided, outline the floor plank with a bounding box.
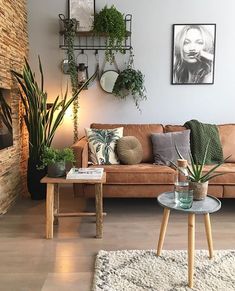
[0,186,234,290]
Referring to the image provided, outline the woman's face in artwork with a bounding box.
[182,28,204,63]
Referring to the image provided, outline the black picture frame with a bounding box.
[171,23,216,85]
[68,0,95,31]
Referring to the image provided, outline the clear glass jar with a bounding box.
[174,159,189,204]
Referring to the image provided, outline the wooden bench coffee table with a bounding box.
[156,192,221,288]
[41,173,106,239]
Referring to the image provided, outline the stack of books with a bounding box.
[66,167,104,180]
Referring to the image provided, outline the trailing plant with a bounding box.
[174,141,230,183]
[12,57,93,165]
[112,51,146,112]
[63,17,80,142]
[0,90,12,134]
[39,147,75,169]
[93,5,126,63]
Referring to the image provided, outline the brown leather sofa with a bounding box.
[72,123,235,198]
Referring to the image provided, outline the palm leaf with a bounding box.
[175,145,194,177]
[188,151,197,177]
[201,172,225,183]
[199,155,231,182]
[197,140,210,178]
[174,141,229,183]
[38,56,44,92]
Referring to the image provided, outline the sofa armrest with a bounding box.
[71,136,89,168]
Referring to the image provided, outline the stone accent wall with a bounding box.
[0,0,28,213]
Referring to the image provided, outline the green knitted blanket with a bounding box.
[184,120,223,164]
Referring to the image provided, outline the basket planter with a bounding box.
[189,181,209,201]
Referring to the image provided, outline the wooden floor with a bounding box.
[0,186,235,291]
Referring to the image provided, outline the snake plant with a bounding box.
[12,57,94,164]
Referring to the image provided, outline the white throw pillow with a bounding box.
[85,127,123,165]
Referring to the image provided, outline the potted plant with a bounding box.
[93,5,126,63]
[12,58,94,200]
[175,141,230,200]
[112,55,147,112]
[39,147,75,177]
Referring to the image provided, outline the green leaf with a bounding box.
[174,142,229,183]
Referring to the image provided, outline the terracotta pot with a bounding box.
[189,181,209,201]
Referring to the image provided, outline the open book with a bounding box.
[66,167,104,179]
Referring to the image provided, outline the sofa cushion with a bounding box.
[203,163,235,184]
[117,136,143,164]
[224,186,235,198]
[91,123,164,163]
[89,163,175,184]
[85,127,123,165]
[151,130,191,165]
[218,124,235,162]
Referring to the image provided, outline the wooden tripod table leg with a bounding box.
[46,183,54,239]
[204,213,213,259]
[188,213,195,288]
[157,208,170,256]
[95,183,103,239]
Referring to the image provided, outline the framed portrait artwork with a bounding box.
[68,0,95,31]
[171,24,216,85]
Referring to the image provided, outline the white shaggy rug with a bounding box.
[92,250,235,291]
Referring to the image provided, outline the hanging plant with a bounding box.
[93,5,126,63]
[62,15,80,142]
[112,52,147,112]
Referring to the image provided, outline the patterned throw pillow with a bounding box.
[85,127,123,165]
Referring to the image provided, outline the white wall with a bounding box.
[27,0,235,148]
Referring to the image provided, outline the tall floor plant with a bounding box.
[12,57,93,199]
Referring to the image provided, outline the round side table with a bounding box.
[156,192,221,288]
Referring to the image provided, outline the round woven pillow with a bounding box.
[117,136,143,165]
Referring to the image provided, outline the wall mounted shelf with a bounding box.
[59,14,132,52]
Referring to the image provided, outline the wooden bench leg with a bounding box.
[188,213,195,288]
[204,213,213,259]
[53,184,59,225]
[46,183,54,239]
[157,208,170,256]
[95,183,103,239]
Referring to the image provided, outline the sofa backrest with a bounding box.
[90,123,164,162]
[164,125,186,133]
[165,124,235,163]
[217,124,235,162]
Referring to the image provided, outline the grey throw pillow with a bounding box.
[151,130,191,166]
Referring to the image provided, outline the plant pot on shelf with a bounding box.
[47,162,66,178]
[189,181,209,201]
